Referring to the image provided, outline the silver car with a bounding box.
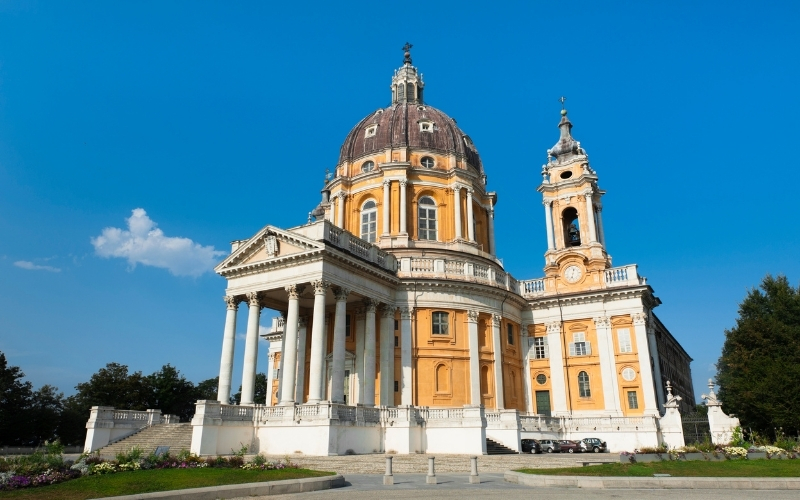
[538,439,562,453]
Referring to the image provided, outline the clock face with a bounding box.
[564,265,583,283]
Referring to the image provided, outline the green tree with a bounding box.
[232,373,267,405]
[146,364,197,422]
[0,352,34,445]
[716,274,800,438]
[195,376,226,402]
[29,385,64,445]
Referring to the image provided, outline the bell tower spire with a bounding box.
[538,102,610,289]
[391,42,424,104]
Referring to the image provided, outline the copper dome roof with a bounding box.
[337,103,483,173]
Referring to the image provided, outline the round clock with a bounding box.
[564,265,583,283]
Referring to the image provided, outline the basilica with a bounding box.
[190,48,695,456]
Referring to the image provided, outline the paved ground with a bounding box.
[260,452,616,474]
[230,473,800,500]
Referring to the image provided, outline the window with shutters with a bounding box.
[569,332,591,357]
[360,200,377,242]
[418,196,438,240]
[617,328,633,353]
[533,336,549,359]
[578,371,591,398]
[432,311,449,335]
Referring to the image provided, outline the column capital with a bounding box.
[333,287,350,301]
[380,304,396,318]
[491,314,502,327]
[466,187,474,196]
[224,295,241,310]
[399,179,408,187]
[632,312,648,326]
[285,284,306,299]
[246,291,262,307]
[311,280,329,295]
[593,316,611,328]
[399,306,414,320]
[383,179,391,188]
[466,310,479,324]
[354,306,366,320]
[542,198,553,207]
[363,298,379,313]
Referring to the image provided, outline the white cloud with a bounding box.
[14,260,61,272]
[91,208,225,277]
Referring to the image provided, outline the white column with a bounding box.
[217,296,239,403]
[295,316,308,403]
[546,322,568,415]
[491,314,504,409]
[633,312,659,416]
[521,329,534,414]
[466,188,475,242]
[399,179,408,234]
[487,207,496,256]
[336,193,345,228]
[453,186,462,240]
[330,287,349,404]
[277,314,287,403]
[265,353,275,406]
[279,285,304,405]
[382,180,391,236]
[240,291,261,405]
[596,205,606,246]
[363,300,378,406]
[354,308,366,405]
[593,317,622,415]
[467,310,481,405]
[584,191,597,243]
[544,200,555,251]
[307,280,328,404]
[647,319,666,411]
[400,307,413,405]
[380,305,395,405]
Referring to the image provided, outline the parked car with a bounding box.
[581,437,608,453]
[521,439,542,454]
[538,439,562,453]
[558,440,587,453]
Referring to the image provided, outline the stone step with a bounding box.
[97,423,193,457]
[485,438,518,455]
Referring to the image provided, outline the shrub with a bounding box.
[637,445,668,454]
[227,456,244,468]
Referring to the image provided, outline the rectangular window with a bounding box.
[432,311,449,335]
[618,328,632,353]
[533,336,549,359]
[273,369,279,379]
[627,390,639,409]
[394,335,399,347]
[394,319,399,331]
[507,323,514,345]
[569,332,591,356]
[394,381,399,392]
[345,314,351,337]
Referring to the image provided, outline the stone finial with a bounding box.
[702,379,721,407]
[663,380,682,410]
[547,102,587,160]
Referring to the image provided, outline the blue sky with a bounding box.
[1,1,798,404]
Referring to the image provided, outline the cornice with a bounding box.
[527,285,656,310]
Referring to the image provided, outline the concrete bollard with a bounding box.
[426,456,437,484]
[383,455,394,485]
[469,455,480,484]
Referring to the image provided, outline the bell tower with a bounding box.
[538,102,611,290]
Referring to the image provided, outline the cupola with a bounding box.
[391,43,425,104]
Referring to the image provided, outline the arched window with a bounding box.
[407,83,415,101]
[397,83,405,101]
[360,200,377,243]
[578,371,591,398]
[562,207,581,247]
[432,311,449,335]
[435,364,449,393]
[418,196,437,240]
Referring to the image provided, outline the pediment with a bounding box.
[215,225,324,272]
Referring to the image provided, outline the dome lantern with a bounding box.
[392,42,424,104]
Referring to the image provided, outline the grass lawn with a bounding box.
[0,468,335,500]
[517,460,800,477]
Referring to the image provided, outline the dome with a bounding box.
[337,103,483,172]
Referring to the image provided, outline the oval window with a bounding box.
[536,374,547,385]
[560,170,573,179]
[622,368,636,381]
[361,161,375,173]
[421,156,435,169]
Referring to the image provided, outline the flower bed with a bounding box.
[1,442,299,492]
[619,445,797,464]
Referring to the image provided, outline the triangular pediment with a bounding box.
[215,225,324,272]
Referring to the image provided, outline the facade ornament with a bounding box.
[701,379,721,407]
[224,295,240,310]
[399,306,414,320]
[399,179,407,188]
[246,291,261,307]
[632,312,648,326]
[311,280,329,295]
[363,298,379,313]
[333,287,350,301]
[545,321,561,334]
[593,316,611,328]
[542,198,553,207]
[380,304,396,318]
[466,310,479,323]
[383,179,391,188]
[663,380,682,410]
[285,284,306,299]
[491,314,502,327]
[264,234,279,258]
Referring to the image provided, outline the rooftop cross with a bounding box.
[559,96,567,109]
[402,42,413,64]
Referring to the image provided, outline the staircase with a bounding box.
[97,423,193,457]
[486,438,518,455]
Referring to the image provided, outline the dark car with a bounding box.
[521,439,542,454]
[538,439,562,453]
[581,437,608,453]
[558,440,587,453]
